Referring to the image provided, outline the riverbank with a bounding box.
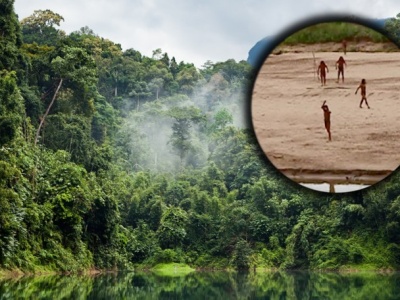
[281,168,392,185]
[1,263,399,279]
[252,51,400,191]
[273,41,399,54]
[0,267,107,279]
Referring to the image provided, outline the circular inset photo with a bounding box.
[251,19,400,193]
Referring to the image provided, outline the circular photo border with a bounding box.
[248,13,400,194]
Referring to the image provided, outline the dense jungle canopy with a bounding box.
[1,0,400,273]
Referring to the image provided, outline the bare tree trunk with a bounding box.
[34,78,63,145]
[312,51,316,81]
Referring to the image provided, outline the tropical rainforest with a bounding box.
[1,0,400,274]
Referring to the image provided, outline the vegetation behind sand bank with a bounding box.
[283,22,389,45]
[273,22,399,53]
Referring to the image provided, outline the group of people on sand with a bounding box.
[316,56,349,85]
[321,78,369,142]
[318,42,370,142]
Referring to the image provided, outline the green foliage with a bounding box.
[2,271,400,299]
[175,64,200,95]
[42,115,93,163]
[283,22,388,45]
[151,262,195,276]
[152,249,181,264]
[384,13,400,46]
[157,207,188,249]
[127,221,159,264]
[0,0,23,70]
[231,239,252,270]
[1,0,400,275]
[21,9,65,46]
[206,108,233,136]
[0,160,24,267]
[0,70,24,145]
[167,106,206,164]
[256,237,285,268]
[51,45,97,87]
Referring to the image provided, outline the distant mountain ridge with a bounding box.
[247,18,389,67]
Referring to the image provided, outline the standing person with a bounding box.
[336,56,347,83]
[355,79,370,109]
[321,100,331,141]
[342,39,347,55]
[317,61,329,86]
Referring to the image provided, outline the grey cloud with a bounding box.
[14,0,400,67]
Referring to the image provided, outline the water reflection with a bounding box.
[301,183,370,193]
[0,270,399,299]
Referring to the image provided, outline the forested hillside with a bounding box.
[1,1,400,273]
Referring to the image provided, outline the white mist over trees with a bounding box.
[115,54,253,173]
[5,3,400,274]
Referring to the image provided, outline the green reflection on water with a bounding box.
[1,271,399,299]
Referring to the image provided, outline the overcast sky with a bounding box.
[14,0,400,67]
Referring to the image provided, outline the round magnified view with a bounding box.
[251,20,400,193]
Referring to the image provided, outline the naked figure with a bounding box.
[355,79,370,109]
[321,100,331,141]
[336,56,347,83]
[317,61,329,86]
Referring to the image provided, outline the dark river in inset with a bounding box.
[1,270,400,299]
[301,183,370,193]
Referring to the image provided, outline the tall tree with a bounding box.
[0,0,24,145]
[34,46,97,145]
[167,106,205,164]
[21,9,65,46]
[0,0,23,71]
[128,81,151,111]
[176,64,200,95]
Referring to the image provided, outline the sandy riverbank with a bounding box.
[252,50,400,187]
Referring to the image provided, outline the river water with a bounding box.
[300,183,370,193]
[1,270,399,299]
